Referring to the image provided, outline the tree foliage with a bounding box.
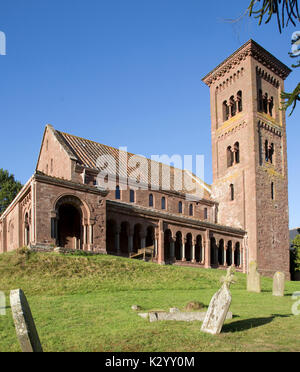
[0,169,22,215]
[248,0,300,115]
[248,0,300,33]
[292,234,300,272]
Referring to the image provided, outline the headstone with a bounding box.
[273,272,285,297]
[144,310,232,323]
[201,266,237,335]
[169,307,180,313]
[0,291,5,316]
[10,289,43,352]
[131,305,141,311]
[247,261,261,293]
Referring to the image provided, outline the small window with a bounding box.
[227,146,234,167]
[178,201,183,214]
[189,204,193,216]
[271,182,274,200]
[149,194,154,207]
[230,184,234,201]
[234,142,240,164]
[269,97,274,116]
[223,101,229,121]
[130,189,135,203]
[263,93,268,114]
[115,185,121,200]
[161,197,166,210]
[230,96,236,117]
[204,208,208,220]
[237,91,242,112]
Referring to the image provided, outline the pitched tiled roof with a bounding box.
[55,128,212,200]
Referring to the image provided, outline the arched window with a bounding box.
[149,194,154,207]
[178,201,183,214]
[204,208,208,220]
[265,140,274,163]
[269,96,274,116]
[115,185,121,200]
[227,146,234,167]
[263,93,268,114]
[189,204,193,217]
[265,140,269,162]
[223,101,229,121]
[237,91,242,112]
[130,189,135,203]
[161,197,166,210]
[230,184,234,201]
[269,143,274,164]
[234,142,240,164]
[230,96,236,117]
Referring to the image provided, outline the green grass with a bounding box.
[0,249,300,352]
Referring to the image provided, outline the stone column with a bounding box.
[181,240,186,262]
[157,220,165,265]
[204,230,210,268]
[224,241,227,267]
[200,241,204,264]
[232,243,236,267]
[191,239,196,263]
[154,239,158,258]
[83,225,87,245]
[214,239,219,266]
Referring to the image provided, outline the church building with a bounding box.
[0,40,291,278]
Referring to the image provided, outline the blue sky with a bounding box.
[0,0,299,228]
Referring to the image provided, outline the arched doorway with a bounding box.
[226,241,233,266]
[164,229,172,263]
[210,237,217,265]
[185,234,193,262]
[175,232,182,261]
[120,222,129,254]
[218,240,224,266]
[106,220,117,253]
[195,235,203,263]
[146,226,155,248]
[133,224,142,253]
[234,242,241,267]
[57,204,82,249]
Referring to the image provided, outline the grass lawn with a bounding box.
[0,249,300,352]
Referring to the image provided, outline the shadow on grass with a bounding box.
[222,314,291,333]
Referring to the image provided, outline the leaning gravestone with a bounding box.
[247,261,261,293]
[201,266,237,335]
[10,289,43,352]
[273,272,285,297]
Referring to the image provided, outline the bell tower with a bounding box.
[203,40,291,277]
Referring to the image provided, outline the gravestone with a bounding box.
[273,272,285,297]
[201,266,237,335]
[0,291,5,316]
[247,261,261,293]
[10,289,43,352]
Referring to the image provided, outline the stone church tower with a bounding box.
[203,40,291,277]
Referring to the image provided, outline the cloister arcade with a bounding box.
[106,213,244,271]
